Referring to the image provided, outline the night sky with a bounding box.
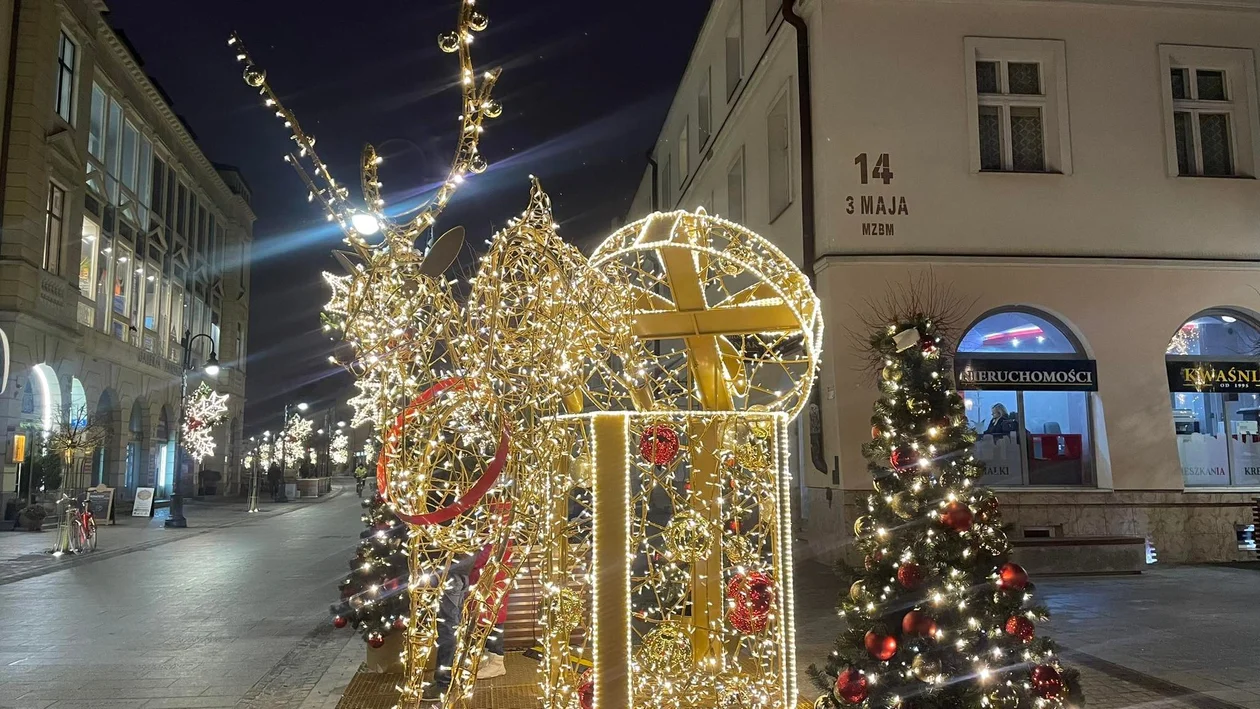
[104,0,710,433]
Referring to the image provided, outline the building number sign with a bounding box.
[846,152,908,237]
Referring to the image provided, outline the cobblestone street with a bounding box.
[0,486,362,709]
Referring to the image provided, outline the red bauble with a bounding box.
[996,562,1030,591]
[367,633,385,648]
[639,425,680,466]
[889,447,915,471]
[578,669,595,709]
[726,571,775,633]
[834,668,869,704]
[1031,665,1064,699]
[393,617,408,630]
[896,562,924,589]
[901,610,938,638]
[871,425,881,440]
[919,336,939,354]
[939,501,974,531]
[864,551,884,570]
[863,630,898,661]
[1005,615,1035,643]
[340,585,354,599]
[332,615,348,629]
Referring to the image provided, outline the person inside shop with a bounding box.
[982,403,1019,437]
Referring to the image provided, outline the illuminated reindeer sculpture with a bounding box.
[232,3,823,707]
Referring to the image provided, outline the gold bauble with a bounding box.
[911,654,942,681]
[814,695,837,709]
[853,515,875,537]
[546,588,585,631]
[467,11,489,31]
[437,31,461,53]
[891,491,921,520]
[746,404,774,438]
[242,66,266,87]
[718,674,759,708]
[663,509,713,563]
[986,684,1020,708]
[849,579,866,601]
[734,441,771,470]
[721,242,756,276]
[637,623,692,676]
[571,454,594,488]
[880,365,902,382]
[724,534,759,567]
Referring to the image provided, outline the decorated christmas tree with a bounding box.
[330,492,409,648]
[809,298,1082,708]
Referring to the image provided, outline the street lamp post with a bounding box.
[166,330,220,529]
[276,402,307,502]
[247,435,260,513]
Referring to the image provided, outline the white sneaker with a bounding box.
[477,653,507,679]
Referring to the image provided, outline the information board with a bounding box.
[132,487,155,518]
[86,485,115,525]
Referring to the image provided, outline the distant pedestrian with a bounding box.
[267,462,282,502]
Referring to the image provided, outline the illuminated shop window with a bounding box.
[1167,310,1260,488]
[957,308,1095,487]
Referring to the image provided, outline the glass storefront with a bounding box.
[1167,310,1260,487]
[957,309,1095,487]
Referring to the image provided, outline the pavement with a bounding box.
[793,561,1260,709]
[0,482,363,709]
[1,482,1257,709]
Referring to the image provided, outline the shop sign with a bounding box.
[954,358,1098,391]
[1167,360,1260,392]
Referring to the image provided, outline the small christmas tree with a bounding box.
[809,305,1082,708]
[330,492,410,648]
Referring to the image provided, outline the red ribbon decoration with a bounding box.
[376,378,509,527]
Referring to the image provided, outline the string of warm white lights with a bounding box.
[181,382,228,461]
[234,2,823,708]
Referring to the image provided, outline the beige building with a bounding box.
[0,0,253,512]
[630,0,1260,563]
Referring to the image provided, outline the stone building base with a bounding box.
[798,487,1257,566]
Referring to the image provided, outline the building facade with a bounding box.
[631,0,1260,563]
[0,0,253,510]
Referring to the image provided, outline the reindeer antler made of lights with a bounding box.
[228,0,500,257]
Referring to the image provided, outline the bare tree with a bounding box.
[847,269,976,379]
[44,405,110,491]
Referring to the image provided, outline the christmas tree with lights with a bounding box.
[330,493,409,648]
[809,303,1082,708]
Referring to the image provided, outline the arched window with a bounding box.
[1166,309,1260,487]
[156,406,173,498]
[956,308,1096,487]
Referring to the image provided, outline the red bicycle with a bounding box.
[54,494,97,554]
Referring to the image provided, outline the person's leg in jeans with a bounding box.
[427,572,470,699]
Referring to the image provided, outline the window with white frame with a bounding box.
[44,183,65,274]
[726,3,744,99]
[964,38,1071,174]
[726,147,745,223]
[1159,45,1260,178]
[767,86,792,220]
[698,70,712,147]
[55,31,77,123]
[678,119,690,184]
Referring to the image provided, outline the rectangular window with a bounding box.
[150,155,166,220]
[169,284,185,341]
[44,183,65,274]
[767,87,792,220]
[677,119,689,184]
[55,31,77,123]
[698,70,712,147]
[726,148,745,223]
[95,235,112,329]
[79,217,100,297]
[1165,59,1246,176]
[144,263,160,331]
[176,183,187,235]
[725,5,744,99]
[88,84,106,159]
[121,120,139,192]
[112,243,132,335]
[1160,46,1260,178]
[965,38,1070,175]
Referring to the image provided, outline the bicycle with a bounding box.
[53,494,97,555]
[355,478,366,496]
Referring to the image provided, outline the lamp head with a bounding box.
[203,352,221,377]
